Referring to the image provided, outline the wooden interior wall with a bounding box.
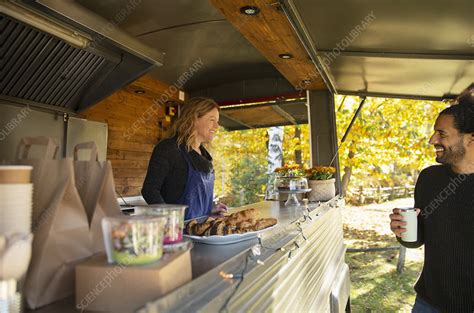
[82,75,185,196]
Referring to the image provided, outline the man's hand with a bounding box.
[389,208,420,237]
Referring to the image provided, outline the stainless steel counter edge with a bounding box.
[138,197,346,313]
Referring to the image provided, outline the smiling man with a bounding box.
[389,84,474,313]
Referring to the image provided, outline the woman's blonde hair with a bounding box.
[172,97,220,151]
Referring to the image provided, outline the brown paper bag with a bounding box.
[15,137,59,226]
[73,142,122,253]
[16,137,91,309]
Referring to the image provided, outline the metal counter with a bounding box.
[190,200,310,279]
[139,197,349,313]
[29,198,349,313]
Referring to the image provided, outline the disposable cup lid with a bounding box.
[400,207,416,211]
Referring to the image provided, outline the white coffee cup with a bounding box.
[399,207,417,242]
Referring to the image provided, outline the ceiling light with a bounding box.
[135,90,145,94]
[240,6,260,16]
[279,53,293,59]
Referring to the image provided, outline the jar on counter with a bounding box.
[275,176,309,191]
[134,204,187,245]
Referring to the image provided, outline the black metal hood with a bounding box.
[0,0,163,113]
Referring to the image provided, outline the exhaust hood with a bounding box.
[0,0,164,113]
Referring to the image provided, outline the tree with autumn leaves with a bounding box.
[335,95,445,193]
[212,96,446,206]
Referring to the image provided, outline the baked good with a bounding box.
[223,225,236,235]
[184,219,197,235]
[235,221,254,233]
[184,208,277,237]
[203,216,216,224]
[226,208,258,224]
[203,227,212,237]
[253,218,278,231]
[209,220,226,235]
[191,221,211,236]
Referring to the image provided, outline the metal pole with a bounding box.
[329,97,366,166]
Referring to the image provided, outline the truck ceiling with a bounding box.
[1,0,472,130]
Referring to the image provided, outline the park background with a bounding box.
[212,95,445,312]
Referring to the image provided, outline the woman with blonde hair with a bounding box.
[142,97,227,219]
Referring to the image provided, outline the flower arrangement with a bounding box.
[305,166,336,180]
[274,164,305,177]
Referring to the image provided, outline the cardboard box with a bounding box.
[75,250,191,312]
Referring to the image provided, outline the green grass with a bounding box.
[346,249,422,312]
[342,201,424,313]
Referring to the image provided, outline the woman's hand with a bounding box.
[211,203,228,216]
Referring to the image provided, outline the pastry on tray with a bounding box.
[184,208,277,236]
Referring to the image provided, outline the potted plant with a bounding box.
[274,164,308,190]
[305,166,336,201]
[274,164,305,177]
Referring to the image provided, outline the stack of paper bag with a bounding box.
[15,137,121,309]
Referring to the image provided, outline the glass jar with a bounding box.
[275,176,309,191]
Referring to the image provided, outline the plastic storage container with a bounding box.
[102,215,166,265]
[134,204,187,245]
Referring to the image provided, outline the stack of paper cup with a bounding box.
[0,166,33,235]
[0,279,22,313]
[0,166,34,313]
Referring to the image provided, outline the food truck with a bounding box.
[0,0,471,312]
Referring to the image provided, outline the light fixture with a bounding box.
[279,53,293,59]
[134,90,145,94]
[0,2,91,49]
[240,6,260,16]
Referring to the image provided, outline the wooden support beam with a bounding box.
[271,105,297,125]
[220,111,253,129]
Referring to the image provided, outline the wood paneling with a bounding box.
[107,149,152,161]
[210,0,326,90]
[82,76,188,196]
[225,106,288,125]
[110,159,150,169]
[124,75,187,104]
